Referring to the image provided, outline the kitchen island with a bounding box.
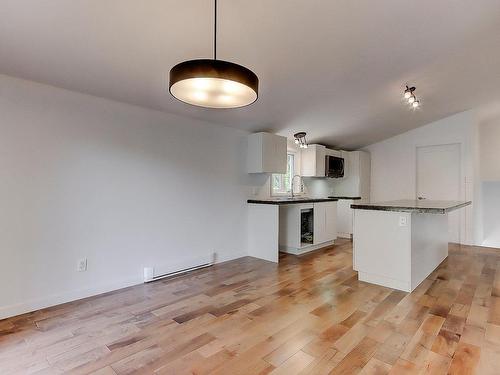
[247,197,338,262]
[351,200,471,292]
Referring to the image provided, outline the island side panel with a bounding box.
[411,213,448,290]
[353,209,412,291]
[248,203,279,263]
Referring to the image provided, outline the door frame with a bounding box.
[415,142,465,243]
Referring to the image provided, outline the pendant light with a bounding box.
[169,0,259,109]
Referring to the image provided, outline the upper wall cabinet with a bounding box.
[301,144,326,177]
[247,132,287,174]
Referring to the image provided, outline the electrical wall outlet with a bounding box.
[399,216,408,227]
[77,258,88,272]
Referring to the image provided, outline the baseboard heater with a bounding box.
[143,252,216,283]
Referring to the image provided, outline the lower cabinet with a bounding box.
[337,199,354,238]
[314,201,337,244]
[279,201,337,255]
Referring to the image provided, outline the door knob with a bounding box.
[417,196,426,200]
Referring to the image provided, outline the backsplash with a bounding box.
[247,175,335,199]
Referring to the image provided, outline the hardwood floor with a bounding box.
[1,239,499,374]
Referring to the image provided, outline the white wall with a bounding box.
[0,74,256,319]
[302,178,335,198]
[365,111,479,245]
[480,118,500,181]
[478,116,500,247]
[481,182,500,247]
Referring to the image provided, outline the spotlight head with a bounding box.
[403,86,416,99]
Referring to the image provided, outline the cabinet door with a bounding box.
[300,147,316,177]
[313,203,326,244]
[260,133,275,172]
[337,200,353,237]
[325,202,337,241]
[247,133,287,173]
[272,136,287,174]
[279,205,301,249]
[315,146,326,177]
[301,145,326,177]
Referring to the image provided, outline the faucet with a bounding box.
[290,175,303,198]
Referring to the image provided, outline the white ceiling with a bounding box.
[1,0,500,148]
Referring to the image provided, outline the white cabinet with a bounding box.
[325,202,337,241]
[248,204,279,263]
[279,202,337,255]
[337,199,354,238]
[331,151,371,200]
[247,132,287,174]
[313,201,337,244]
[331,151,370,239]
[301,144,326,177]
[313,203,326,244]
[279,204,310,249]
[340,150,351,179]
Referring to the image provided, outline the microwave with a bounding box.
[325,155,344,178]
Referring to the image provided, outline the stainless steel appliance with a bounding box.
[325,155,344,178]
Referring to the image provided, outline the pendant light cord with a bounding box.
[214,0,217,60]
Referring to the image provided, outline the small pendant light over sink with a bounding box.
[169,0,259,109]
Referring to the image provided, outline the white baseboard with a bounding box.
[0,251,247,320]
[358,271,411,292]
[0,276,143,320]
[280,240,335,256]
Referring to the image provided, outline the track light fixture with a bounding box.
[294,132,308,149]
[403,85,420,109]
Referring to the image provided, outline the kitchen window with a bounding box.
[272,153,294,195]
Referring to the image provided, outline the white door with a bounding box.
[416,144,462,243]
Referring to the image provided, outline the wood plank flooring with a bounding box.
[1,239,500,374]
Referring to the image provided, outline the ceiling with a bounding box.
[1,0,500,149]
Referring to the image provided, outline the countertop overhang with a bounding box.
[247,197,338,205]
[351,200,471,214]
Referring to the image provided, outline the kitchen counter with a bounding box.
[247,197,338,262]
[247,197,338,205]
[352,199,471,292]
[351,199,471,214]
[328,196,362,200]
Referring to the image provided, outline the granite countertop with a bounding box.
[350,199,471,214]
[247,197,339,205]
[328,196,362,200]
